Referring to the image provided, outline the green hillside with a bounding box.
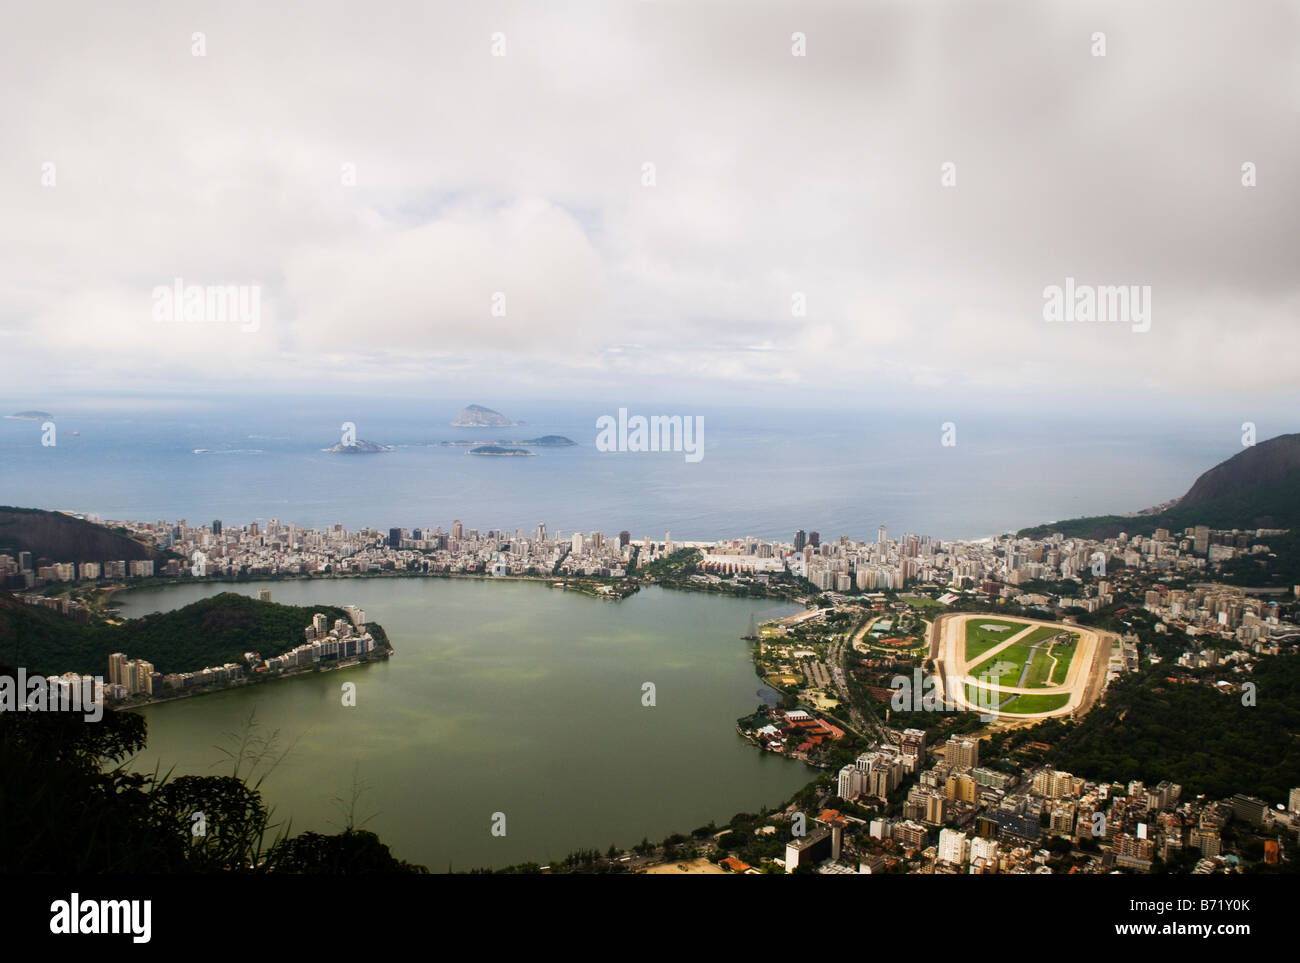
[1019,432,1300,539]
[1049,655,1300,802]
[0,591,380,677]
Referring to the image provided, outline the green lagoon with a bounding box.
[116,578,813,869]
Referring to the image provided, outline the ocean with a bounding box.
[0,399,1249,541]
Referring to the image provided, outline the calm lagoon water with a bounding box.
[119,578,813,869]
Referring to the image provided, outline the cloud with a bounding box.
[0,0,1296,407]
[282,197,608,356]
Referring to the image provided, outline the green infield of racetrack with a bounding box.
[1049,636,1079,685]
[1019,625,1064,647]
[982,626,1073,690]
[963,682,1001,714]
[998,692,1071,714]
[972,641,1032,687]
[1022,631,1071,688]
[962,683,1072,716]
[1023,648,1055,688]
[963,619,1029,663]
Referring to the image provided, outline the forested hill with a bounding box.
[0,591,378,677]
[1019,432,1300,539]
[1048,654,1300,802]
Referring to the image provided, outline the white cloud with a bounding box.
[0,0,1295,407]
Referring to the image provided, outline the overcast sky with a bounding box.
[1,0,1297,415]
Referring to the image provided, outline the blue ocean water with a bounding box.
[0,399,1256,541]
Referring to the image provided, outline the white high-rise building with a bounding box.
[937,828,968,866]
[108,652,128,687]
[838,765,866,800]
[969,836,999,864]
[134,661,154,696]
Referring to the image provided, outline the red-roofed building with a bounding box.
[816,719,846,740]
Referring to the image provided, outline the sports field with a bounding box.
[963,619,1028,662]
[971,628,1079,691]
[972,641,1033,687]
[1049,636,1078,685]
[962,684,1072,716]
[936,613,1105,722]
[963,681,1002,713]
[998,692,1071,714]
[1018,625,1064,647]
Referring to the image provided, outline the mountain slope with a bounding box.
[1173,432,1300,524]
[0,506,162,564]
[1019,433,1300,539]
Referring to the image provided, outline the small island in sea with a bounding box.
[452,404,519,428]
[439,435,576,448]
[6,410,53,421]
[323,439,391,453]
[467,444,535,457]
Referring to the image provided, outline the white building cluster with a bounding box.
[104,606,376,701]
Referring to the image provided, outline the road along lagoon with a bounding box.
[116,578,814,869]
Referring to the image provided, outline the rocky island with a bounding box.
[467,445,535,457]
[6,410,53,421]
[438,435,576,448]
[323,439,391,453]
[452,404,519,428]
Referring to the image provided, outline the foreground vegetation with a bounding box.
[0,688,426,874]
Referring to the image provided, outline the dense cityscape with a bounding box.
[3,0,1290,944]
[3,508,1297,875]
